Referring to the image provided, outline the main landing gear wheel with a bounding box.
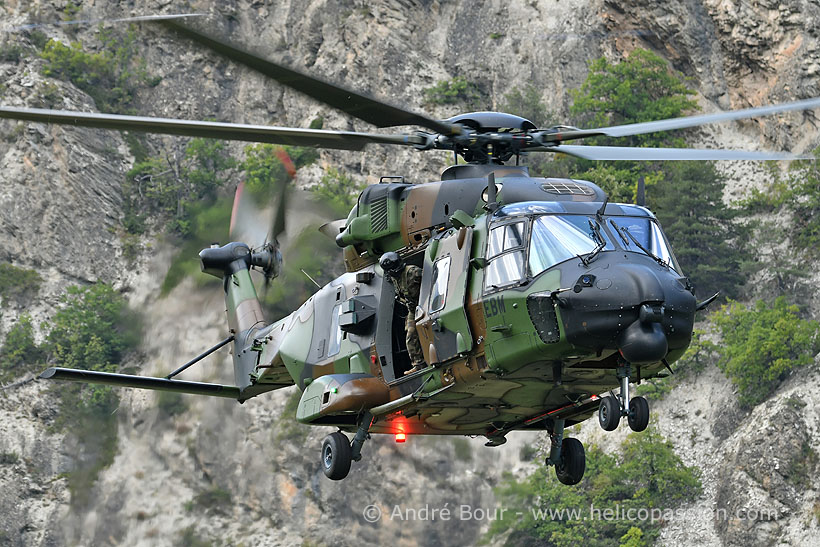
[598,395,621,431]
[628,396,650,432]
[322,432,352,480]
[555,438,586,485]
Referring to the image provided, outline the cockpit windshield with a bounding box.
[529,215,614,277]
[608,217,677,271]
[483,212,679,292]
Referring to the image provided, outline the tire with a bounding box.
[321,432,352,480]
[598,395,621,431]
[555,438,585,485]
[628,396,650,432]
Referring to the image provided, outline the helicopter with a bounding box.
[2,17,819,484]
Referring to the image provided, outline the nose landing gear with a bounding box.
[598,362,650,432]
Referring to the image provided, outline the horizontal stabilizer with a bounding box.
[39,367,241,399]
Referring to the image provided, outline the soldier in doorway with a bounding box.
[379,252,425,375]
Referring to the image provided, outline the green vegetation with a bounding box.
[160,200,232,295]
[452,437,473,462]
[242,143,318,199]
[188,485,232,513]
[0,314,44,381]
[40,26,160,113]
[124,138,236,237]
[519,442,539,461]
[311,167,365,213]
[501,83,552,127]
[156,391,188,417]
[570,50,696,145]
[0,41,27,63]
[0,451,20,465]
[0,262,42,302]
[487,425,701,546]
[43,283,141,507]
[741,152,820,259]
[424,76,483,108]
[786,440,817,488]
[176,526,212,547]
[566,49,748,298]
[711,297,819,407]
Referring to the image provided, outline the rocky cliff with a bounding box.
[1,1,819,546]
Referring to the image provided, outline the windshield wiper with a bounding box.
[579,219,606,266]
[616,224,669,268]
[610,219,630,247]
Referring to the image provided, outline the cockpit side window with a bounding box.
[485,220,527,291]
[487,221,525,258]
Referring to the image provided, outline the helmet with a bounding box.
[379,252,403,276]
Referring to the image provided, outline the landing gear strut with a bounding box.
[545,419,586,485]
[598,362,650,432]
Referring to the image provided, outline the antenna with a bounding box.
[485,172,499,212]
[636,176,646,206]
[301,268,321,288]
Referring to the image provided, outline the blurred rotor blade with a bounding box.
[546,145,812,161]
[271,148,296,241]
[160,20,458,135]
[229,182,272,247]
[542,96,820,143]
[4,13,204,32]
[0,107,425,150]
[319,219,347,240]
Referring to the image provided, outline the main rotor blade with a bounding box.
[4,13,204,32]
[544,96,820,143]
[0,106,423,150]
[160,20,458,135]
[546,144,812,161]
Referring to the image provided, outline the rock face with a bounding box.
[1,1,819,546]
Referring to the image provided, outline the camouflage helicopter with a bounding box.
[3,18,819,484]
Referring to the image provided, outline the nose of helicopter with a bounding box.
[552,255,696,364]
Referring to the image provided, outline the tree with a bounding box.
[651,162,748,298]
[568,49,749,298]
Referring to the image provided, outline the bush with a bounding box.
[40,26,159,113]
[311,167,365,214]
[452,438,473,462]
[157,391,188,417]
[487,425,701,546]
[188,486,232,513]
[423,76,483,108]
[0,263,42,302]
[501,84,552,127]
[0,314,43,380]
[712,297,819,407]
[44,283,141,507]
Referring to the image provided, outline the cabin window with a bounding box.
[429,255,451,312]
[328,303,343,357]
[487,221,525,258]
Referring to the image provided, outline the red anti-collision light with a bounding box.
[395,432,406,443]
